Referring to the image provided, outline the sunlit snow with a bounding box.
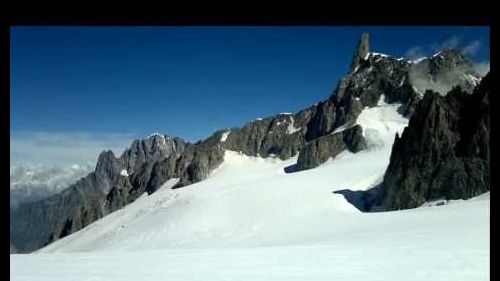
[11,98,489,281]
[220,131,230,142]
[286,117,301,135]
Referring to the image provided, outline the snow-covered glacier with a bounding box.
[10,100,489,281]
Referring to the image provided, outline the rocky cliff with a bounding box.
[375,73,490,210]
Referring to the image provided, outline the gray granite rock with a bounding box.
[221,110,313,160]
[350,32,370,73]
[375,73,490,210]
[176,132,225,187]
[296,125,366,171]
[121,134,185,175]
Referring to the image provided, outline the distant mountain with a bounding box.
[10,163,94,208]
[10,134,186,253]
[10,32,487,253]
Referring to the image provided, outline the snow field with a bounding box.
[11,97,489,281]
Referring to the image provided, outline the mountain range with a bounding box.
[10,32,489,254]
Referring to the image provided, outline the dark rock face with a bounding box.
[98,135,187,212]
[221,109,313,160]
[104,175,133,213]
[376,73,490,210]
[104,131,226,211]
[121,134,186,175]
[305,100,336,141]
[176,132,226,187]
[94,150,123,193]
[350,32,370,73]
[296,125,366,171]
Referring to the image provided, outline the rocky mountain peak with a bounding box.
[94,150,122,192]
[95,150,119,174]
[430,49,476,73]
[409,48,480,95]
[120,134,186,175]
[146,133,169,155]
[350,33,370,73]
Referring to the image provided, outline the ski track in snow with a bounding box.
[11,98,490,281]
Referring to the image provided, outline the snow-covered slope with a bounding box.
[37,97,408,253]
[11,100,489,280]
[12,195,489,281]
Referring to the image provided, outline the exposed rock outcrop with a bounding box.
[175,132,226,187]
[121,134,186,175]
[104,175,133,213]
[221,108,315,159]
[350,32,370,73]
[296,125,366,171]
[375,73,490,210]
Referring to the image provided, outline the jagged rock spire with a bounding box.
[350,33,370,73]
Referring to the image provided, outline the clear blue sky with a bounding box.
[10,26,489,165]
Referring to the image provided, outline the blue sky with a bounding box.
[10,26,490,166]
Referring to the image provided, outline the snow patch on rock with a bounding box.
[220,131,230,142]
[286,117,301,135]
[410,57,428,64]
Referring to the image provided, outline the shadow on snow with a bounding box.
[333,185,387,212]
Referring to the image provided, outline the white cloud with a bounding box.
[10,131,138,167]
[474,61,490,76]
[436,35,462,51]
[10,131,139,207]
[10,163,94,207]
[462,40,481,56]
[405,35,486,60]
[404,46,426,60]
